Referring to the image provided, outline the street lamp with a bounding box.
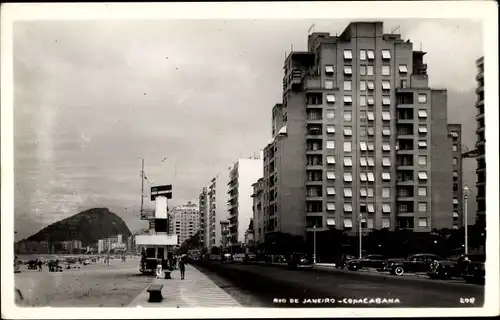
[359,214,363,259]
[463,185,469,255]
[313,225,317,264]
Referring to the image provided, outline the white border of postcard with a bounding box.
[1,1,499,318]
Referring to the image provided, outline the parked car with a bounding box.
[383,253,443,276]
[346,254,387,271]
[462,255,486,284]
[221,253,233,264]
[287,253,314,269]
[336,254,356,269]
[427,254,486,280]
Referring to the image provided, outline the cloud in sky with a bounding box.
[13,19,483,239]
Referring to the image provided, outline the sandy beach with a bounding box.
[15,258,155,307]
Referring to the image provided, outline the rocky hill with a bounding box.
[23,208,132,246]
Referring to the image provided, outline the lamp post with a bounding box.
[359,214,363,259]
[463,185,469,255]
[313,225,317,264]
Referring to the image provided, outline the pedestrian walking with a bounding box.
[179,254,187,280]
[156,258,163,279]
[37,259,43,272]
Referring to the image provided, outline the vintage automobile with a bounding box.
[26,260,38,270]
[346,254,387,271]
[381,253,443,276]
[286,253,314,269]
[462,256,486,284]
[427,254,486,280]
[336,254,357,269]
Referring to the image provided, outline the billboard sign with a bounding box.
[151,185,172,201]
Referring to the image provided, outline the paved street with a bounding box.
[192,261,484,308]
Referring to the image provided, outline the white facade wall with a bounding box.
[207,170,230,249]
[234,159,263,244]
[169,203,200,246]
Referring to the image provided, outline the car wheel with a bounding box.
[394,266,405,276]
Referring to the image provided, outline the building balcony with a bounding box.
[476,72,484,81]
[306,149,323,155]
[397,180,415,185]
[306,180,323,186]
[475,99,484,108]
[397,165,414,170]
[397,119,415,124]
[476,127,485,134]
[397,149,414,154]
[306,118,323,124]
[396,212,415,217]
[304,77,322,91]
[306,195,323,201]
[397,133,414,139]
[475,112,484,121]
[306,164,323,170]
[475,85,484,94]
[397,196,414,201]
[306,134,323,139]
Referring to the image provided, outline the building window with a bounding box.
[418,155,427,166]
[360,157,367,166]
[418,202,427,212]
[367,65,374,76]
[453,212,459,218]
[382,172,391,181]
[399,65,408,73]
[367,203,375,212]
[360,172,367,181]
[382,218,391,229]
[382,112,391,121]
[325,65,334,74]
[418,187,427,196]
[418,218,428,228]
[344,111,352,122]
[360,50,367,60]
[367,172,375,182]
[382,187,390,198]
[344,127,353,136]
[418,141,428,149]
[326,109,335,119]
[367,157,375,167]
[326,187,336,195]
[382,97,391,106]
[381,49,391,60]
[367,81,375,90]
[367,218,374,229]
[382,81,391,90]
[360,96,367,106]
[360,142,367,151]
[382,143,391,151]
[326,125,335,133]
[343,50,353,60]
[452,144,458,152]
[382,128,391,136]
[450,131,459,139]
[367,112,375,121]
[418,110,428,118]
[367,50,375,60]
[344,66,353,75]
[360,65,366,76]
[367,127,375,136]
[382,157,391,166]
[326,171,335,180]
[344,80,352,91]
[327,203,335,211]
[360,111,366,120]
[326,94,335,103]
[367,142,375,150]
[325,80,334,89]
[360,188,367,197]
[382,65,390,76]
[382,203,391,213]
[418,172,428,180]
[344,172,353,182]
[418,93,427,103]
[343,95,353,104]
[367,96,375,106]
[344,188,353,198]
[360,81,367,91]
[418,125,428,134]
[344,157,353,167]
[326,156,335,164]
[453,198,459,205]
[344,141,352,152]
[326,140,335,149]
[453,157,458,165]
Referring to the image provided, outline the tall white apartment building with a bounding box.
[228,157,263,247]
[168,201,200,246]
[198,187,209,249]
[206,171,230,250]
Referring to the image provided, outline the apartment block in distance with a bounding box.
[262,21,459,240]
[206,171,230,250]
[251,177,266,244]
[168,201,200,246]
[448,124,463,229]
[198,187,209,249]
[474,56,486,229]
[227,157,263,248]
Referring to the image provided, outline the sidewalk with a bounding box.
[128,265,241,308]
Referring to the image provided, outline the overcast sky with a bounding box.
[13,19,483,240]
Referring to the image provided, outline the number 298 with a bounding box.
[460,297,475,304]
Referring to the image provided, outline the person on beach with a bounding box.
[179,255,187,280]
[37,259,43,272]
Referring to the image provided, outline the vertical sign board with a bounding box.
[155,196,168,219]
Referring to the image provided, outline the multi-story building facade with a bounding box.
[220,220,230,250]
[168,201,199,246]
[251,178,265,244]
[227,158,263,247]
[198,188,209,249]
[448,124,463,229]
[475,56,485,229]
[206,171,230,249]
[262,21,458,240]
